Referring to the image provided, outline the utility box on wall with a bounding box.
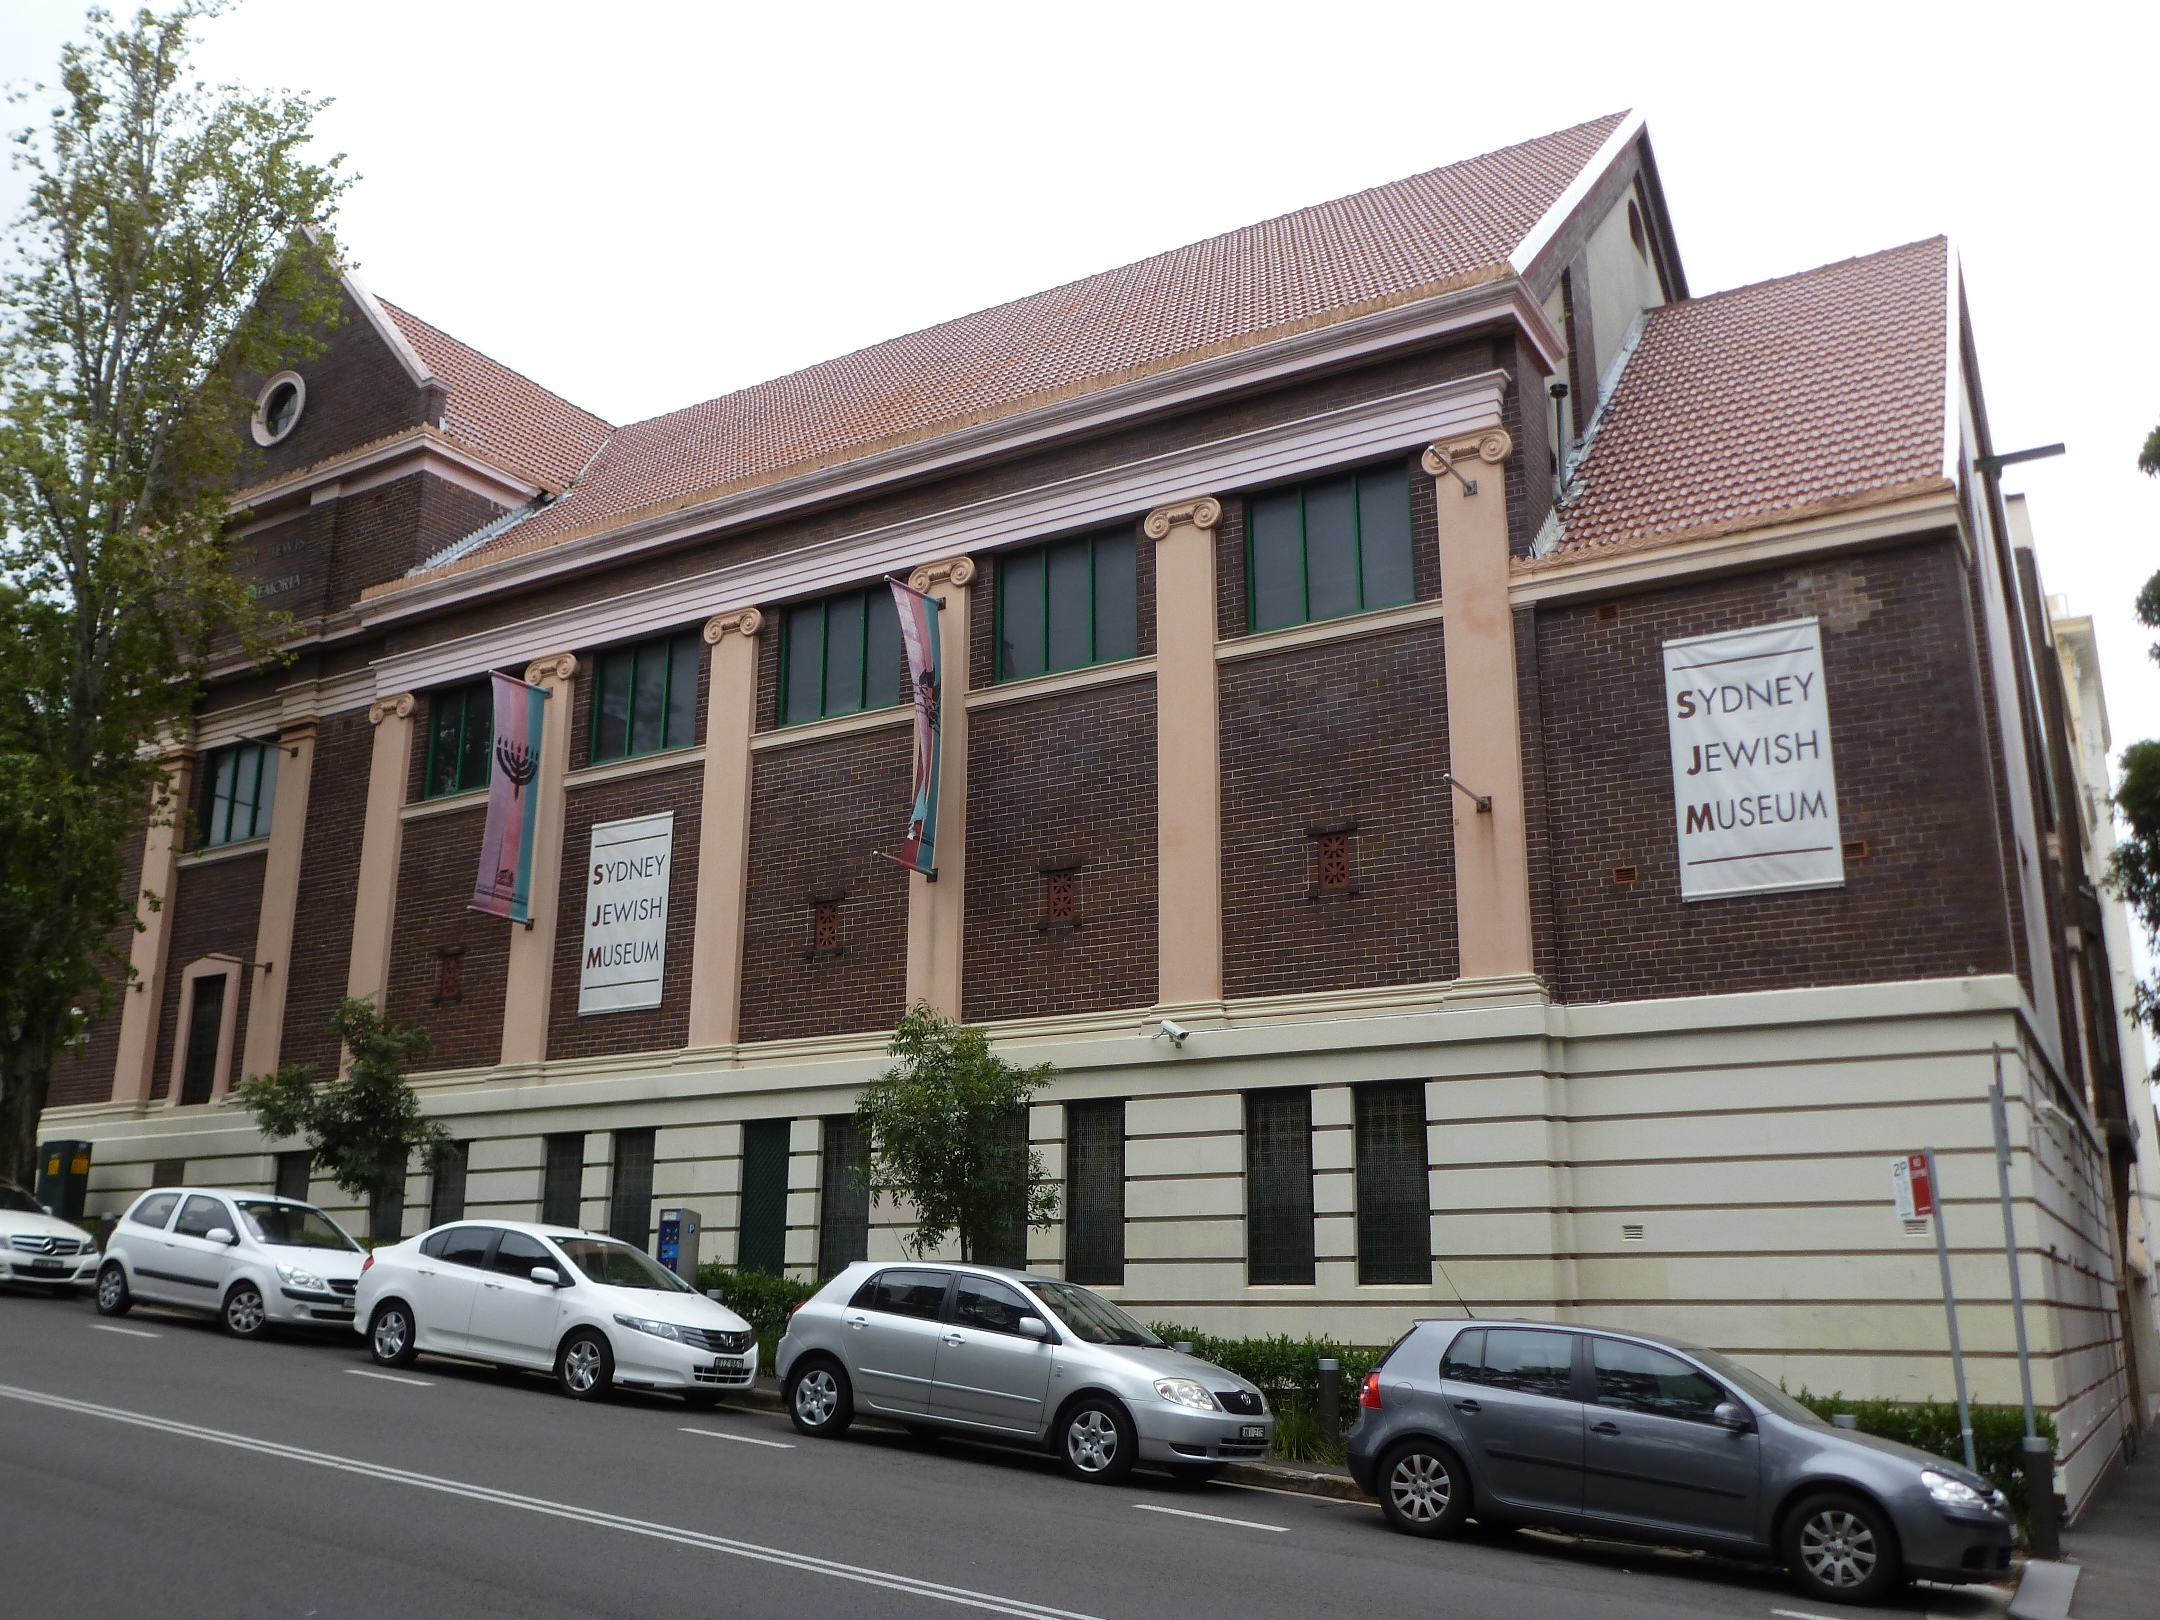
[35,1140,91,1221]
[657,1207,702,1282]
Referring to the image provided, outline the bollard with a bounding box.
[2021,1435,2059,1558]
[1318,1358,1341,1448]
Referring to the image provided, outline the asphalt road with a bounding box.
[0,1287,2023,1620]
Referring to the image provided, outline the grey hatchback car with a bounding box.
[776,1261,1274,1482]
[1346,1319,2014,1606]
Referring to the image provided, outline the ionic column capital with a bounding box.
[703,607,765,644]
[524,652,579,685]
[367,693,415,726]
[1421,429,1513,476]
[1144,496,1222,540]
[908,555,976,592]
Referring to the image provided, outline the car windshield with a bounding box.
[1022,1277,1162,1347]
[0,1186,44,1214]
[1688,1346,1827,1427]
[232,1199,361,1251]
[556,1237,692,1292]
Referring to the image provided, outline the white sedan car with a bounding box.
[0,1182,101,1294]
[356,1220,758,1406]
[95,1186,368,1335]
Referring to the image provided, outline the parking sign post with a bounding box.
[1893,1148,1976,1472]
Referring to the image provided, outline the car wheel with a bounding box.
[1059,1397,1137,1484]
[369,1300,419,1367]
[94,1263,131,1317]
[786,1358,854,1438]
[1166,1461,1225,1485]
[1378,1438,1472,1536]
[1785,1490,1900,1605]
[222,1281,269,1339]
[557,1330,614,1401]
[683,1389,722,1411]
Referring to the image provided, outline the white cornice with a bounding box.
[369,369,1512,698]
[1510,111,1648,281]
[359,283,1557,631]
[229,427,542,518]
[341,265,435,388]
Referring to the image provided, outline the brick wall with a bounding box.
[388,806,510,1072]
[45,824,148,1109]
[151,853,267,1097]
[547,760,703,1060]
[1536,537,2019,1003]
[738,727,912,1042]
[280,707,374,1080]
[1218,620,1458,998]
[233,288,434,488]
[962,678,1159,1023]
[320,472,507,615]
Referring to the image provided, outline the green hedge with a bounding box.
[1150,1323,1386,1464]
[696,1264,816,1370]
[1793,1391,2056,1540]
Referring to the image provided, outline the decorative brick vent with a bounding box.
[1304,819,1360,900]
[1595,602,1620,622]
[1842,839,1869,859]
[803,888,847,962]
[1035,854,1088,933]
[1611,865,1638,886]
[435,948,463,1003]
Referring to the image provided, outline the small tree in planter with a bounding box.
[855,1003,1059,1262]
[237,997,449,1241]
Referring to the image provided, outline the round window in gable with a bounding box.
[251,371,307,446]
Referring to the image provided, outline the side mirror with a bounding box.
[530,1265,564,1287]
[207,1227,237,1246]
[1018,1316,1049,1340]
[1713,1400,1752,1431]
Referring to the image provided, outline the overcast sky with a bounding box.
[5,3,2157,817]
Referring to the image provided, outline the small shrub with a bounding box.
[1151,1323,1386,1464]
[696,1264,816,1370]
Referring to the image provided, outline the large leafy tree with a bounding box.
[2111,421,2160,1045]
[0,3,347,1182]
[236,998,449,1239]
[855,1004,1060,1262]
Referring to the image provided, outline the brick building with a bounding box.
[39,112,2157,1513]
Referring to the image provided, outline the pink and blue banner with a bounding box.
[885,578,942,878]
[471,671,548,922]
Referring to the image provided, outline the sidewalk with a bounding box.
[2057,1443,2160,1618]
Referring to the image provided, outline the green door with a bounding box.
[738,1119,790,1276]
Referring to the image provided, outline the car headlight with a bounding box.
[614,1314,688,1343]
[276,1264,327,1291]
[1920,1469,1998,1515]
[1153,1377,1219,1412]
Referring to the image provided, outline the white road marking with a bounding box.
[1132,1502,1288,1533]
[0,1382,1103,1619]
[89,1324,160,1340]
[346,1369,433,1387]
[680,1426,794,1449]
[1773,1610,1845,1620]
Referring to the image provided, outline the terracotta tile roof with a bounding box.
[1540,237,1951,562]
[378,300,614,491]
[420,113,1628,574]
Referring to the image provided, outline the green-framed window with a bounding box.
[1065,1098,1126,1286]
[197,740,278,847]
[1355,1081,1431,1285]
[424,678,494,798]
[780,585,903,726]
[1245,1088,1315,1286]
[995,527,1137,681]
[1247,461,1413,632]
[592,630,699,763]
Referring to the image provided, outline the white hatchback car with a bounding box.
[96,1186,368,1335]
[0,1181,101,1294]
[356,1220,758,1406]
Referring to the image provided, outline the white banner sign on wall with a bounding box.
[578,811,674,1015]
[1663,617,1844,902]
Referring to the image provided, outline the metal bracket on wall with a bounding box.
[1425,447,1478,497]
[1439,773,1492,813]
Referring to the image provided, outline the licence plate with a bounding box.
[1240,1424,1266,1442]
[711,1357,742,1372]
[25,1259,65,1275]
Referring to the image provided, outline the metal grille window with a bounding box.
[1065,1099,1125,1286]
[818,1115,870,1278]
[198,741,278,847]
[738,1119,791,1276]
[424,678,494,798]
[781,586,904,725]
[274,1151,310,1203]
[975,1109,1030,1269]
[541,1133,584,1228]
[610,1128,656,1250]
[178,975,226,1105]
[592,630,700,762]
[429,1141,469,1227]
[1247,462,1414,631]
[1245,1089,1315,1285]
[1356,1081,1431,1284]
[996,528,1138,681]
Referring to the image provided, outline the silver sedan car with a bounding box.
[776,1262,1274,1482]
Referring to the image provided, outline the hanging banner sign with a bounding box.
[470,672,549,922]
[1663,617,1844,901]
[882,577,942,878]
[578,811,674,1015]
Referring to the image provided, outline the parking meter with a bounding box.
[657,1207,702,1281]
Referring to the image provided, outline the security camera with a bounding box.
[1154,1019,1189,1047]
